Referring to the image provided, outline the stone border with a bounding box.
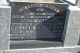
[2,46,80,53]
[63,6,80,46]
[0,6,11,50]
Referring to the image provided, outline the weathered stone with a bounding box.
[0,6,11,50]
[2,46,80,53]
[63,6,80,46]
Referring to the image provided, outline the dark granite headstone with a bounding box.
[10,2,68,42]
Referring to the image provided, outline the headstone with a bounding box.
[8,2,69,49]
[63,6,80,46]
[0,6,11,50]
[10,2,68,42]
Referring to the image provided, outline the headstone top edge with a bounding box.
[9,1,53,3]
[9,2,68,5]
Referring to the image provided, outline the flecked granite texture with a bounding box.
[0,4,80,53]
[2,46,80,53]
[63,6,80,46]
[0,6,11,50]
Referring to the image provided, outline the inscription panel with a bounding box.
[11,2,68,41]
